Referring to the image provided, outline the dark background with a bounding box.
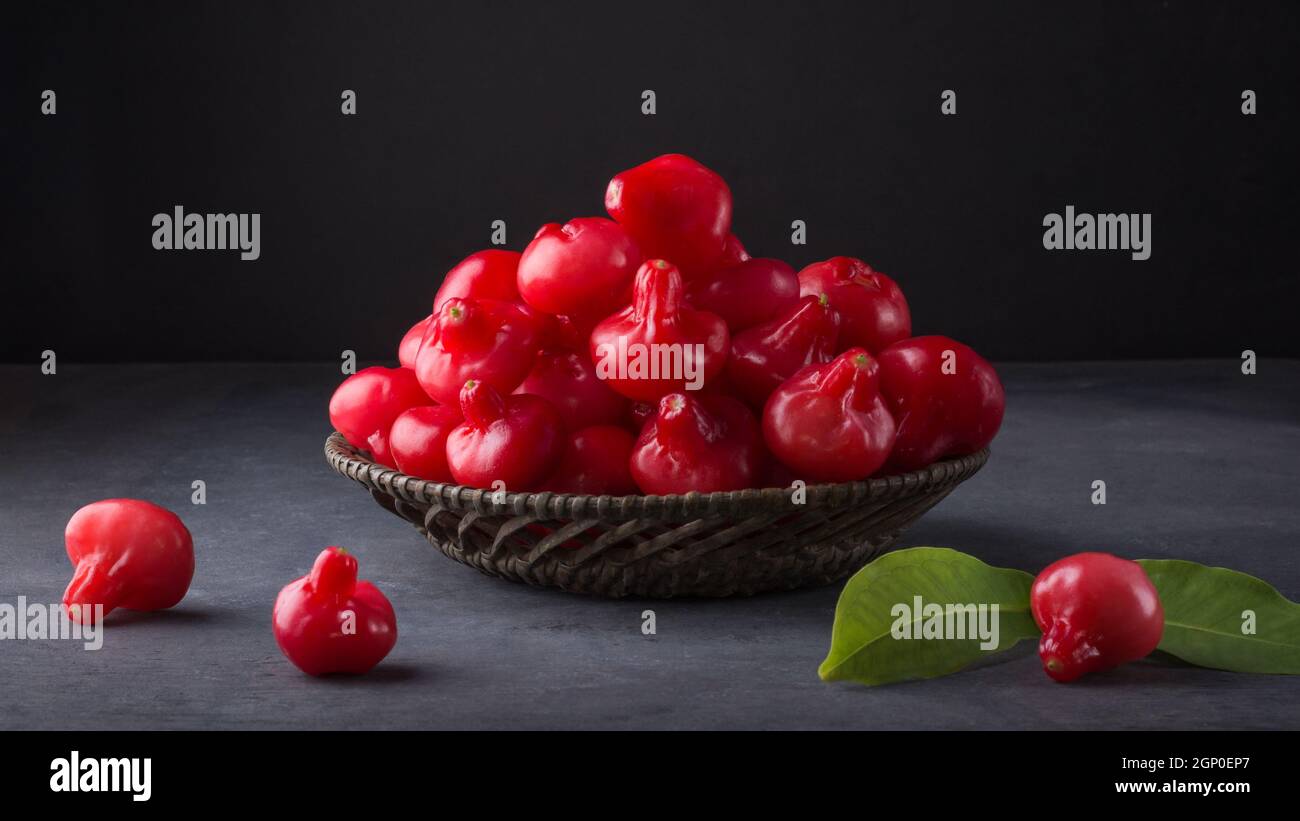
[5,0,1297,363]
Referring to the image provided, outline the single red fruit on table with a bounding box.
[605,153,733,276]
[589,259,730,402]
[542,425,639,495]
[388,404,463,482]
[762,348,897,482]
[1031,552,1164,683]
[413,297,542,405]
[685,257,800,332]
[876,335,1005,471]
[273,547,397,676]
[797,257,911,353]
[446,379,564,490]
[432,249,522,311]
[63,499,195,624]
[630,392,763,494]
[329,366,431,466]
[516,217,640,318]
[727,293,841,408]
[515,349,628,432]
[398,314,432,369]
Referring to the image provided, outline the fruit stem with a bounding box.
[309,547,358,597]
[632,261,682,322]
[459,379,506,427]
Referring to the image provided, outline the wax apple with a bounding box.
[876,336,1005,471]
[446,380,563,491]
[1032,552,1164,682]
[630,393,763,494]
[398,315,432,369]
[63,499,195,623]
[718,232,749,267]
[685,257,799,332]
[389,404,462,482]
[273,547,397,676]
[762,348,897,482]
[432,249,522,311]
[605,153,733,276]
[329,366,432,466]
[413,297,542,405]
[517,218,640,318]
[515,349,628,432]
[727,293,840,408]
[543,425,639,495]
[589,260,729,401]
[797,257,910,353]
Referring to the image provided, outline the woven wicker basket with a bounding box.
[325,432,988,598]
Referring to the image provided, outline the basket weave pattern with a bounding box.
[325,432,988,598]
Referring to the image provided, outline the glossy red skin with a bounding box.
[630,393,763,495]
[542,425,639,495]
[685,257,800,332]
[432,249,522,311]
[605,153,733,276]
[273,547,397,677]
[398,314,432,369]
[727,294,841,408]
[589,260,730,402]
[446,380,564,490]
[329,366,432,465]
[517,218,640,318]
[1031,552,1164,683]
[876,335,1005,471]
[535,313,599,352]
[762,348,897,482]
[63,499,194,623]
[414,297,541,405]
[515,349,628,432]
[797,257,911,353]
[389,404,463,481]
[719,232,750,266]
[366,430,396,467]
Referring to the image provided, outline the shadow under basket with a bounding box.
[325,432,989,598]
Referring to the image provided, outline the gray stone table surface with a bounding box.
[1,361,1297,730]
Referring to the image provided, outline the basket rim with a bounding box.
[325,431,989,519]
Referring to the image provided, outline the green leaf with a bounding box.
[819,547,1040,686]
[1137,559,1300,674]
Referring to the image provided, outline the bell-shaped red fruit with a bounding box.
[414,297,542,405]
[1031,552,1164,683]
[797,257,910,353]
[445,380,563,491]
[273,547,398,677]
[589,260,729,402]
[630,393,763,494]
[63,499,195,624]
[727,293,840,408]
[762,348,897,482]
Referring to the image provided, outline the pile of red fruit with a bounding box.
[329,154,1006,496]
